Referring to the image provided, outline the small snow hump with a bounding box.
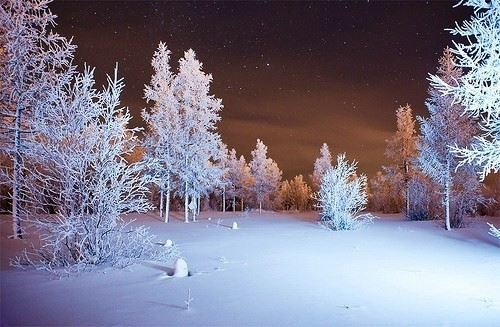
[231,222,239,230]
[164,239,174,247]
[172,258,189,278]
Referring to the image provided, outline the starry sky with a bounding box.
[51,1,471,180]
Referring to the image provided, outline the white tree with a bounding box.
[225,150,253,212]
[142,42,180,223]
[385,104,418,218]
[429,0,500,236]
[16,66,178,269]
[249,139,282,213]
[419,48,484,230]
[172,49,223,223]
[312,143,332,191]
[316,153,373,230]
[0,0,76,238]
[430,0,500,180]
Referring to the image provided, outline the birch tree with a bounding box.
[419,48,483,229]
[172,49,223,223]
[0,0,75,238]
[142,42,180,223]
[429,0,500,236]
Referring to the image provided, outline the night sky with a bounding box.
[51,1,471,180]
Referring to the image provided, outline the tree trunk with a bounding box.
[12,105,22,239]
[165,177,170,223]
[197,195,201,215]
[405,161,410,219]
[233,195,236,212]
[184,182,189,223]
[445,160,451,231]
[241,198,244,212]
[159,187,164,219]
[259,201,262,214]
[222,186,226,212]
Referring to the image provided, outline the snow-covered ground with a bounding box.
[1,211,499,326]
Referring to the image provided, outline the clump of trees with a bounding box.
[277,175,313,211]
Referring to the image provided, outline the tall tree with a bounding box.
[311,143,332,192]
[385,104,418,218]
[429,0,500,236]
[419,48,483,230]
[0,0,75,238]
[430,0,500,181]
[249,139,282,213]
[142,42,180,223]
[172,49,223,223]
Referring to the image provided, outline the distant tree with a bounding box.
[172,49,223,223]
[142,42,180,223]
[278,175,312,211]
[0,0,76,238]
[419,48,484,229]
[316,153,373,230]
[249,139,282,213]
[385,105,418,218]
[311,143,332,192]
[369,166,404,213]
[224,148,253,212]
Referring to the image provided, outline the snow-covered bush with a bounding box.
[13,67,179,271]
[316,153,373,230]
[407,172,441,221]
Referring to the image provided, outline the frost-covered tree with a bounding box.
[316,153,373,230]
[142,42,180,223]
[419,48,484,229]
[16,66,178,269]
[278,175,312,211]
[249,139,282,213]
[0,0,76,238]
[312,143,332,191]
[172,49,223,223]
[385,104,418,218]
[429,0,500,236]
[225,150,253,212]
[430,0,500,180]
